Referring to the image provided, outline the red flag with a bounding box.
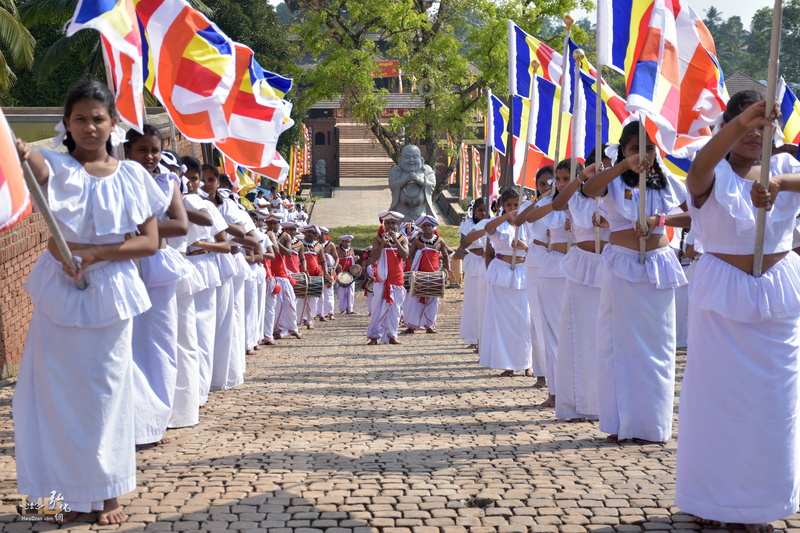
[0,109,31,231]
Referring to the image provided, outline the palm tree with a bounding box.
[0,0,35,91]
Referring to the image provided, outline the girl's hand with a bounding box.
[505,209,518,220]
[511,239,528,252]
[579,163,599,183]
[751,178,779,210]
[592,215,609,228]
[16,139,30,162]
[736,100,780,131]
[625,153,650,174]
[634,217,657,238]
[564,219,572,232]
[62,247,98,281]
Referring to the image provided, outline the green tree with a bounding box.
[0,0,34,92]
[294,0,590,197]
[747,0,800,85]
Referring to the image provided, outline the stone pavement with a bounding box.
[0,289,798,533]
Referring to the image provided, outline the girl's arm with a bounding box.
[552,164,599,211]
[514,201,553,225]
[752,172,800,210]
[193,230,231,254]
[463,228,487,246]
[689,101,776,204]
[226,221,247,239]
[484,239,496,269]
[158,182,190,238]
[186,208,213,226]
[582,154,649,198]
[485,211,517,234]
[16,139,49,185]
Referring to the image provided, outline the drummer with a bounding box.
[336,235,358,315]
[402,215,453,334]
[317,227,338,321]
[362,246,375,315]
[297,225,328,329]
[367,211,410,344]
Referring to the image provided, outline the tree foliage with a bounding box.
[293,0,591,197]
[0,0,34,92]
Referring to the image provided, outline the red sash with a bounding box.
[304,251,322,276]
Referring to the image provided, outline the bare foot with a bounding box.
[605,434,628,443]
[744,524,774,533]
[49,511,80,524]
[274,332,282,340]
[533,377,547,389]
[155,437,171,445]
[318,316,327,322]
[468,344,477,350]
[694,517,723,528]
[389,338,400,344]
[524,369,534,377]
[306,324,315,330]
[327,314,336,320]
[499,370,514,377]
[401,327,415,335]
[368,338,378,345]
[246,350,255,355]
[426,327,437,334]
[347,311,357,315]
[290,331,304,339]
[568,418,586,423]
[97,498,127,525]
[539,395,556,408]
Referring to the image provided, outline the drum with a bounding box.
[349,263,362,277]
[290,272,309,298]
[338,271,354,287]
[403,271,412,291]
[410,271,447,299]
[365,279,375,292]
[307,275,324,298]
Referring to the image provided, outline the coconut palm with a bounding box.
[0,0,35,91]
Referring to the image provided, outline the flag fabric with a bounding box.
[488,150,500,210]
[136,0,236,142]
[214,43,293,168]
[472,147,482,199]
[459,143,469,200]
[779,78,800,146]
[662,152,691,179]
[67,0,144,132]
[597,0,727,157]
[0,110,31,232]
[249,152,290,185]
[488,92,510,155]
[508,20,564,99]
[526,79,570,168]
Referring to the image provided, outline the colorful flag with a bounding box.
[249,152,290,185]
[662,152,691,180]
[488,150,500,210]
[526,79,570,168]
[779,78,800,146]
[597,0,727,157]
[508,21,565,99]
[0,110,31,232]
[136,0,236,141]
[68,0,144,132]
[472,147,482,199]
[459,143,469,200]
[215,43,293,168]
[488,92,510,155]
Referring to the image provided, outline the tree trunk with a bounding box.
[368,115,401,162]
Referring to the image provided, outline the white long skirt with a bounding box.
[596,245,682,442]
[211,278,243,390]
[254,269,267,344]
[479,260,532,371]
[675,253,800,523]
[338,283,355,313]
[554,280,601,420]
[674,266,690,348]
[194,286,217,406]
[263,278,277,341]
[525,265,546,377]
[274,277,299,336]
[232,276,246,373]
[168,290,200,428]
[297,296,319,325]
[404,295,439,329]
[244,275,258,349]
[460,253,487,345]
[367,283,406,343]
[538,250,566,395]
[132,285,178,444]
[322,284,335,315]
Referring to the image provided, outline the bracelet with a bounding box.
[657,215,666,228]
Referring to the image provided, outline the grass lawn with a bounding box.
[327,224,462,250]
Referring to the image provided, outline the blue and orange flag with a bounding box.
[508,21,564,99]
[136,0,236,141]
[0,109,31,232]
[487,90,509,156]
[779,78,800,147]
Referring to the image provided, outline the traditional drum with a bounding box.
[410,271,447,298]
[290,272,310,298]
[365,279,375,292]
[338,271,355,287]
[349,263,362,277]
[403,271,412,291]
[307,275,325,298]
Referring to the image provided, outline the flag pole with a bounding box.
[20,160,86,290]
[505,20,516,191]
[483,90,492,200]
[638,112,647,263]
[553,15,574,170]
[593,39,603,254]
[569,49,585,252]
[753,0,783,277]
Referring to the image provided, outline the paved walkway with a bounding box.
[311,178,393,228]
[0,290,798,532]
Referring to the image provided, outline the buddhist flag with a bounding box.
[488,91,509,155]
[136,0,236,141]
[488,151,500,209]
[527,78,570,167]
[249,152,290,185]
[471,147,482,199]
[459,143,469,200]
[0,109,31,231]
[508,20,565,98]
[215,43,293,168]
[779,78,800,146]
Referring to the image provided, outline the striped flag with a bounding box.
[662,152,691,179]
[249,152,290,185]
[508,20,565,99]
[459,143,469,200]
[100,36,144,132]
[136,0,236,142]
[488,150,500,209]
[488,92,510,155]
[215,43,293,168]
[779,78,800,146]
[597,0,727,157]
[471,147,482,199]
[0,109,31,232]
[526,79,570,167]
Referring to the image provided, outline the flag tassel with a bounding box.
[753,0,783,277]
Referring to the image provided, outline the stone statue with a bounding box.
[315,159,326,185]
[388,145,436,222]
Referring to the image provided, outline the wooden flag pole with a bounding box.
[483,90,493,200]
[568,49,585,252]
[20,160,86,290]
[753,0,784,277]
[638,112,647,264]
[593,36,603,254]
[553,15,574,170]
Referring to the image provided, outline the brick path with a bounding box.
[0,289,798,532]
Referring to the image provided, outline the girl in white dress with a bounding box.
[480,188,533,375]
[13,81,165,525]
[675,91,800,532]
[582,121,690,443]
[457,198,489,350]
